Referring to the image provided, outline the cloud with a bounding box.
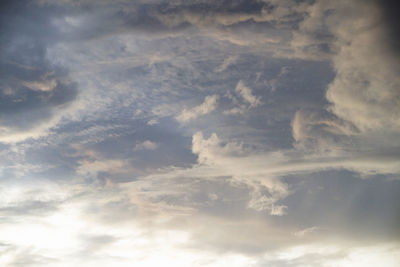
[287,0,400,132]
[177,95,219,123]
[147,118,158,125]
[22,76,57,92]
[257,243,400,267]
[235,80,261,108]
[291,109,358,151]
[326,21,400,132]
[134,140,159,151]
[247,188,288,215]
[215,55,238,72]
[0,1,78,143]
[224,80,262,115]
[280,0,400,180]
[0,1,399,266]
[293,226,320,238]
[177,132,291,214]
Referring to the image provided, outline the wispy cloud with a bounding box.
[176,95,219,123]
[134,140,159,151]
[0,0,399,265]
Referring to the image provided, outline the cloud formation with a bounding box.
[0,1,78,143]
[134,140,159,151]
[177,95,219,123]
[0,0,399,266]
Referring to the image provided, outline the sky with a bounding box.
[0,0,400,266]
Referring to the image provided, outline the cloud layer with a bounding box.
[0,0,399,266]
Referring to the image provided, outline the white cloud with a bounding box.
[293,226,320,238]
[23,79,57,92]
[289,0,400,132]
[191,132,290,214]
[247,190,288,215]
[223,106,247,115]
[235,80,261,108]
[176,95,219,123]
[291,110,358,151]
[224,81,262,115]
[326,22,400,132]
[215,55,238,72]
[285,0,400,179]
[0,111,68,144]
[147,119,158,126]
[134,140,159,151]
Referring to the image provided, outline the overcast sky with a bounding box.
[1,0,400,266]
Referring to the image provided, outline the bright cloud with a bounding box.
[177,95,219,123]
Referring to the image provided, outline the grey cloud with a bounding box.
[0,1,78,142]
[291,109,359,151]
[0,0,399,265]
[291,0,400,132]
[33,0,299,52]
[279,171,400,242]
[0,200,59,217]
[287,0,400,173]
[78,234,118,255]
